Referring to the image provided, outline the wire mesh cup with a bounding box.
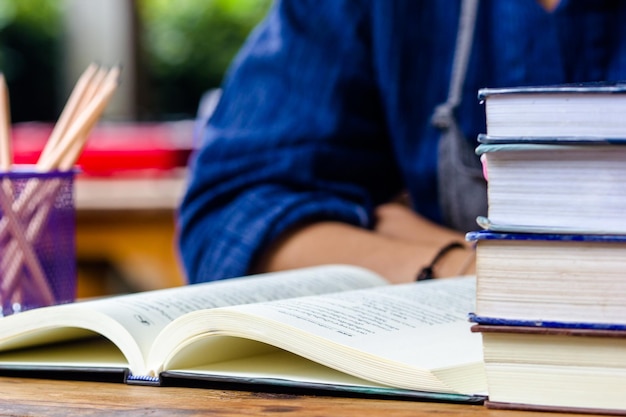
[0,169,76,315]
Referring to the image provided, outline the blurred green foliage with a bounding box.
[138,0,272,119]
[0,0,271,122]
[0,0,62,122]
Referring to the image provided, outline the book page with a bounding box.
[0,337,127,368]
[172,348,385,387]
[155,276,484,394]
[79,265,386,360]
[221,275,479,367]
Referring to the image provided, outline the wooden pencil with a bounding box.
[0,74,12,171]
[58,66,121,170]
[38,65,120,172]
[37,63,99,166]
[0,63,120,311]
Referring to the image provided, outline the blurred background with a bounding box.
[0,0,272,297]
[0,0,271,122]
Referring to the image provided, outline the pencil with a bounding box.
[0,63,120,311]
[37,63,99,166]
[38,65,120,172]
[0,73,12,171]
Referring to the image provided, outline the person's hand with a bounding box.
[374,202,475,278]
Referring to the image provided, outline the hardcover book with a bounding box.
[466,230,626,326]
[472,324,626,415]
[476,142,626,234]
[474,81,626,416]
[478,82,626,138]
[0,265,486,404]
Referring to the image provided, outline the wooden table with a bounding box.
[0,376,606,417]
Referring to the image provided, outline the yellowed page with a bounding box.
[153,276,485,395]
[0,265,386,376]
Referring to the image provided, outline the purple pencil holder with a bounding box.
[0,169,76,316]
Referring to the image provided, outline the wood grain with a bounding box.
[0,377,609,417]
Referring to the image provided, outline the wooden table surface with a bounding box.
[0,376,609,417]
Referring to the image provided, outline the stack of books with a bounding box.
[468,82,626,415]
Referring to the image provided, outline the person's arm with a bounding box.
[179,1,471,284]
[253,203,475,284]
[179,0,401,283]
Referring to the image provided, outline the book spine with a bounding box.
[126,374,161,386]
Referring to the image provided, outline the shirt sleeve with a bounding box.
[178,0,403,283]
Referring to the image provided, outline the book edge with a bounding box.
[477,134,626,144]
[466,228,626,242]
[478,82,626,100]
[485,400,626,416]
[468,315,626,332]
[159,370,487,404]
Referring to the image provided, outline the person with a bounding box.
[178,0,625,284]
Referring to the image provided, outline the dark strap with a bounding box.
[431,0,479,129]
[431,0,487,232]
[416,241,465,281]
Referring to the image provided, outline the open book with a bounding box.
[0,265,486,403]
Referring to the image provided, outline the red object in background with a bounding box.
[11,122,194,177]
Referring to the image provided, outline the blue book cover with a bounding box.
[466,229,626,243]
[477,133,626,145]
[468,313,626,331]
